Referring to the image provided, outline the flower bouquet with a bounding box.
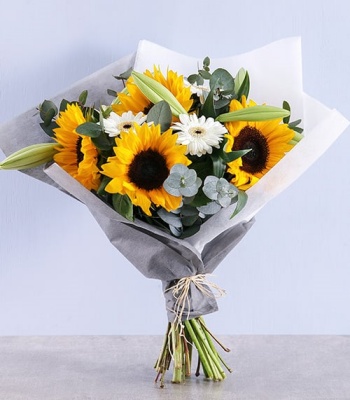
[0,38,348,386]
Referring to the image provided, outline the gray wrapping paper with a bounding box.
[44,162,254,321]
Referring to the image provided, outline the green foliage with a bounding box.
[76,122,102,137]
[112,193,134,221]
[147,101,172,132]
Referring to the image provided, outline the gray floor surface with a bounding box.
[0,335,350,399]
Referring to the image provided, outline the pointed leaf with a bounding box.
[230,190,248,219]
[112,193,134,221]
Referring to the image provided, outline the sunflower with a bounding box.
[225,96,295,190]
[101,123,190,216]
[53,103,100,191]
[112,67,193,120]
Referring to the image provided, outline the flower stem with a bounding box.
[154,316,231,386]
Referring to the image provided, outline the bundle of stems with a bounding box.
[154,316,231,386]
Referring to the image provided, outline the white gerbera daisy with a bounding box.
[102,111,147,137]
[172,114,227,157]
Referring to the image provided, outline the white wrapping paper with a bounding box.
[0,38,348,321]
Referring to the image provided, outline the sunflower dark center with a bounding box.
[128,149,169,191]
[76,137,84,165]
[233,126,269,174]
[143,102,154,115]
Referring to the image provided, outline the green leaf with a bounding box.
[190,188,210,207]
[92,132,112,151]
[60,99,70,112]
[288,118,302,128]
[97,176,111,195]
[203,56,210,69]
[235,69,250,101]
[147,101,172,132]
[107,89,118,97]
[230,190,248,219]
[39,100,58,125]
[112,193,134,221]
[221,148,251,163]
[211,156,226,178]
[40,121,58,138]
[188,155,213,180]
[76,122,102,137]
[291,126,304,134]
[216,105,290,123]
[210,68,235,93]
[201,89,216,118]
[79,90,88,105]
[114,67,133,81]
[199,69,211,80]
[283,101,291,124]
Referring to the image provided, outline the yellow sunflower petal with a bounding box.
[101,122,190,215]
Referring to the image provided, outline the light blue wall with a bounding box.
[0,0,349,335]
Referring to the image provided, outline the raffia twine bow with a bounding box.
[165,274,226,327]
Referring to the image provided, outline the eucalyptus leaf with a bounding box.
[107,89,118,97]
[114,67,133,81]
[39,121,58,138]
[39,100,58,124]
[197,201,222,215]
[180,205,199,217]
[170,225,183,237]
[59,99,70,112]
[182,214,199,227]
[210,68,235,92]
[79,90,88,106]
[203,56,210,69]
[92,132,112,151]
[199,70,211,80]
[157,208,183,228]
[187,74,199,84]
[76,122,102,137]
[147,101,172,132]
[189,188,210,207]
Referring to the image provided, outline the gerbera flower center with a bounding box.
[233,126,269,174]
[118,122,133,131]
[128,149,169,191]
[76,137,84,165]
[189,126,206,137]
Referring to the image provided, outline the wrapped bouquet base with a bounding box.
[0,37,349,386]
